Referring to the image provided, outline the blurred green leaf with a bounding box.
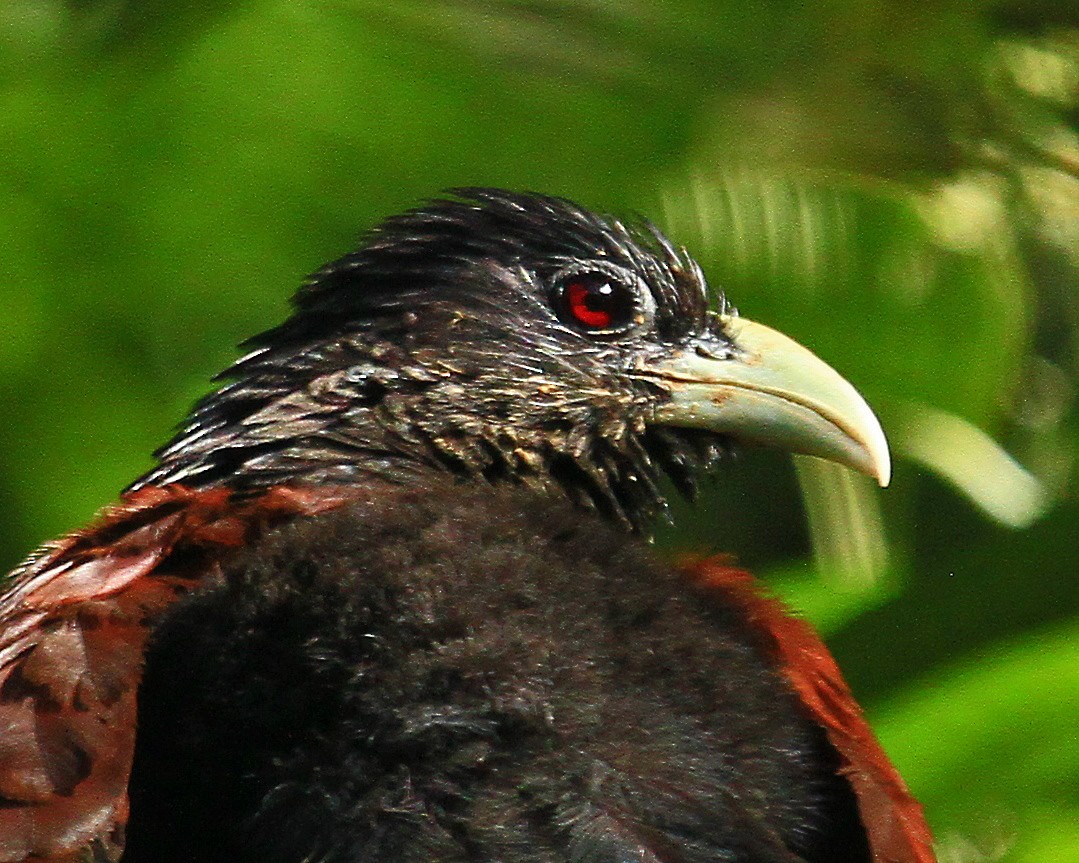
[874,620,1079,863]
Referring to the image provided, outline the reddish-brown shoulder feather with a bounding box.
[0,486,354,863]
[684,556,936,863]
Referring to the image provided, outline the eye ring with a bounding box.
[550,266,648,336]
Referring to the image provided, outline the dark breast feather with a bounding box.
[0,490,933,863]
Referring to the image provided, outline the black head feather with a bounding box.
[133,190,734,529]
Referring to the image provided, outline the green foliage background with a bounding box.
[1,2,1076,859]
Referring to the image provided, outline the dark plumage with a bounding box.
[126,482,867,863]
[0,190,931,863]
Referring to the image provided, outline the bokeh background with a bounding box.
[1,2,1077,860]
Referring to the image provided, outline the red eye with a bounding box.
[555,272,637,333]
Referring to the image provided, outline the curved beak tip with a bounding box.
[644,318,892,487]
[858,421,892,488]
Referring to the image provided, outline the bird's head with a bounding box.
[138,189,888,529]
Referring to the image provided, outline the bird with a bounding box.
[0,189,934,863]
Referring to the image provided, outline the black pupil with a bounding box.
[561,274,635,331]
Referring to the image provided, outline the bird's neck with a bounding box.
[130,356,716,531]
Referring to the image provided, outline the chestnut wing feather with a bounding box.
[685,558,936,863]
[0,486,352,863]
